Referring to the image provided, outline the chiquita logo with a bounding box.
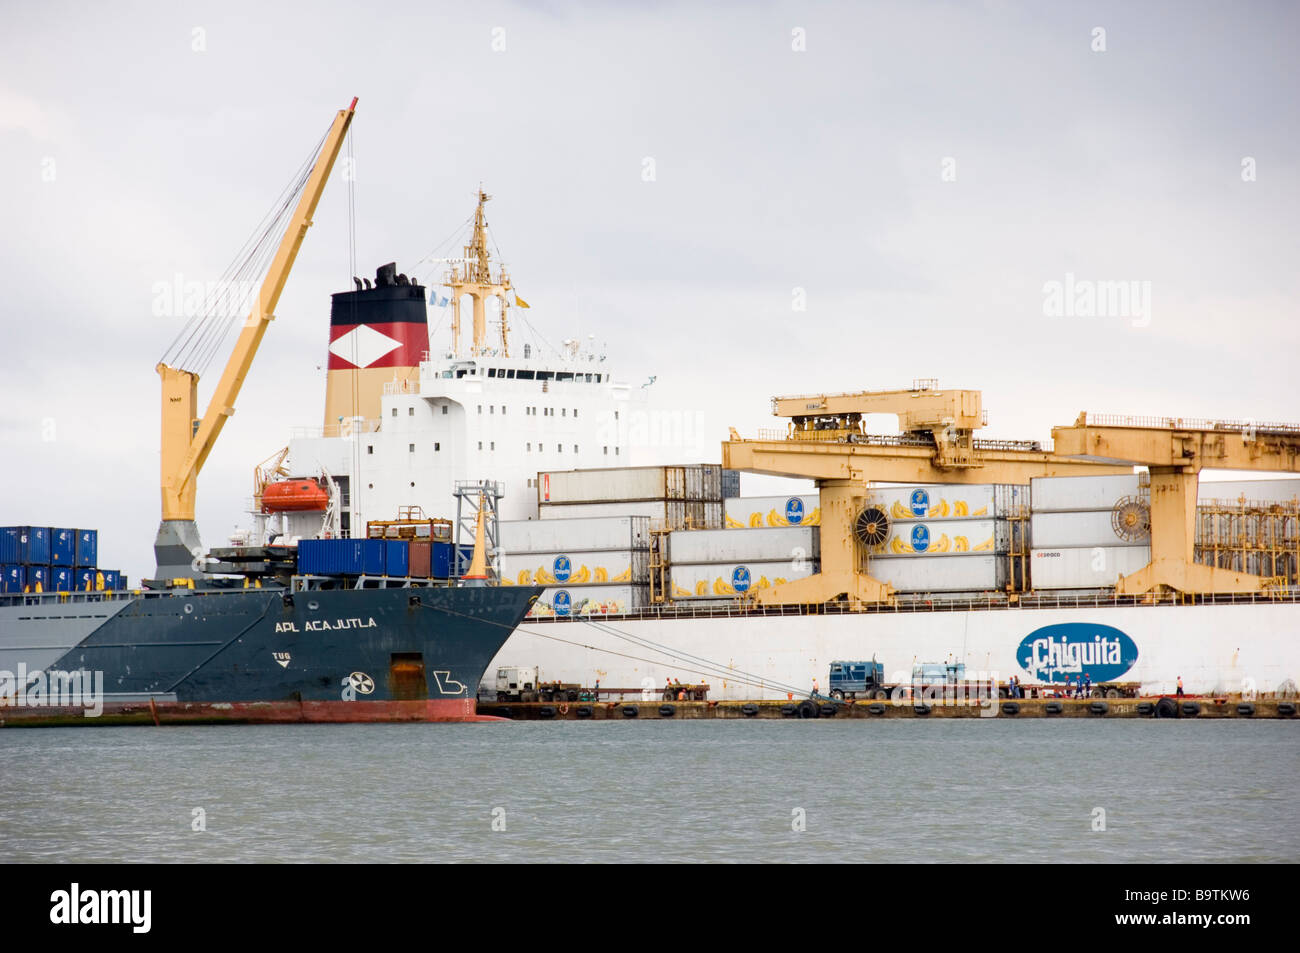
[731,565,752,592]
[909,488,929,516]
[1017,623,1139,683]
[910,524,930,552]
[785,497,804,524]
[553,555,572,583]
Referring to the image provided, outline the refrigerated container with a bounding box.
[1029,546,1151,589]
[669,559,818,599]
[867,554,1006,593]
[879,519,1008,556]
[500,549,649,586]
[668,526,820,564]
[724,495,820,528]
[1030,474,1141,513]
[499,516,652,554]
[527,584,648,618]
[538,500,722,529]
[1030,510,1148,549]
[537,464,722,505]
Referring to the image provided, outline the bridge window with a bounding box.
[368,445,373,455]
[434,443,440,451]
[408,407,414,416]
[517,370,535,380]
[477,441,483,450]
[392,407,398,417]
[409,444,415,453]
[442,405,448,415]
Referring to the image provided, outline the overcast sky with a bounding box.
[2,0,1297,580]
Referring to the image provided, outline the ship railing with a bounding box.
[1081,413,1300,435]
[289,418,382,439]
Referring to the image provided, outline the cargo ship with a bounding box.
[250,187,1300,703]
[0,102,541,725]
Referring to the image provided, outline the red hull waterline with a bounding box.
[0,698,507,727]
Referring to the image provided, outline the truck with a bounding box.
[493,665,582,702]
[827,659,994,702]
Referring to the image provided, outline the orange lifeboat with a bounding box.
[262,480,329,513]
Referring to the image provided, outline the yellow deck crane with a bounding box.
[152,99,357,582]
[1052,413,1300,595]
[722,381,1132,608]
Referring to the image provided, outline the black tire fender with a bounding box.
[538,705,557,719]
[575,705,594,718]
[868,702,886,716]
[622,705,639,718]
[1089,700,1108,716]
[1044,701,1063,715]
[658,704,675,718]
[818,704,838,718]
[913,703,932,716]
[1181,701,1200,717]
[797,700,819,719]
[1277,701,1296,717]
[780,703,799,718]
[1001,701,1020,716]
[1136,701,1155,716]
[1236,702,1255,717]
[1155,697,1179,719]
[741,703,759,718]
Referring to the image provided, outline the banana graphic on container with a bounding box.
[891,536,914,554]
[927,500,950,518]
[713,577,737,596]
[932,534,951,553]
[595,567,608,583]
[569,565,591,584]
[766,509,789,527]
[535,566,555,584]
[974,536,995,551]
[725,514,744,528]
[891,501,912,520]
[696,580,708,595]
[517,569,532,585]
[805,508,821,525]
[971,506,988,516]
[749,513,763,528]
[611,568,632,582]
[673,582,692,597]
[953,501,968,517]
[954,536,970,552]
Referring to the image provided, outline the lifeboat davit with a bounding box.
[262,480,329,513]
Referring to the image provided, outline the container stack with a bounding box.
[1028,475,1148,589]
[499,516,651,617]
[536,464,723,530]
[868,485,1023,593]
[1,526,121,593]
[667,526,819,599]
[296,538,419,578]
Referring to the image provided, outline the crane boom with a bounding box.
[153,98,357,581]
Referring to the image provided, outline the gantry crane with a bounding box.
[722,382,1132,608]
[1052,413,1300,595]
[153,99,357,581]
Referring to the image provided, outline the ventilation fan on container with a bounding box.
[1111,496,1151,542]
[854,506,891,548]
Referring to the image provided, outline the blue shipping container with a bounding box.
[28,566,51,591]
[298,539,367,576]
[431,541,452,579]
[50,528,75,565]
[0,526,51,565]
[361,538,386,575]
[74,529,98,568]
[50,567,74,591]
[1,565,25,593]
[385,540,409,577]
[102,570,123,591]
[75,568,97,591]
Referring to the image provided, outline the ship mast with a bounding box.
[448,188,512,358]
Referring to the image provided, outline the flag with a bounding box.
[514,293,530,309]
[429,288,450,307]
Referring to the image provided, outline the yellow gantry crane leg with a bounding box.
[1052,413,1300,596]
[153,98,357,579]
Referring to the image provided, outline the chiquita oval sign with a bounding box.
[1016,623,1139,683]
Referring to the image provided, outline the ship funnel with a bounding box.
[323,262,428,429]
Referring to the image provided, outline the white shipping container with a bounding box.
[537,464,721,504]
[539,500,722,529]
[725,495,821,528]
[1198,479,1300,505]
[1030,511,1148,549]
[500,549,648,586]
[669,526,820,564]
[880,519,1007,556]
[670,559,817,599]
[870,484,1027,521]
[499,516,651,554]
[1030,546,1151,590]
[526,584,648,618]
[868,554,1006,593]
[1031,474,1140,513]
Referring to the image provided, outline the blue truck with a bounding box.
[827,659,890,700]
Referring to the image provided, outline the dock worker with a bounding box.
[811,677,819,698]
[1176,675,1184,697]
[1083,673,1092,697]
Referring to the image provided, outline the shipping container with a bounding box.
[500,549,649,586]
[1030,510,1147,549]
[385,540,409,577]
[527,584,648,618]
[724,495,820,528]
[50,528,76,565]
[1,565,25,593]
[1198,478,1300,505]
[499,516,652,554]
[27,566,51,591]
[870,484,1028,521]
[74,529,98,568]
[0,526,51,565]
[669,526,820,564]
[74,568,96,591]
[868,554,1007,593]
[1030,474,1141,513]
[538,499,722,530]
[361,538,386,575]
[101,570,124,591]
[879,518,1008,556]
[536,464,722,505]
[1029,546,1151,589]
[409,539,432,578]
[297,539,366,575]
[49,566,74,591]
[721,469,741,500]
[669,559,818,599]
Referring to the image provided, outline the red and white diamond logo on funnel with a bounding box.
[328,325,402,369]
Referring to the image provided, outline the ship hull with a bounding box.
[487,599,1300,699]
[0,585,540,723]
